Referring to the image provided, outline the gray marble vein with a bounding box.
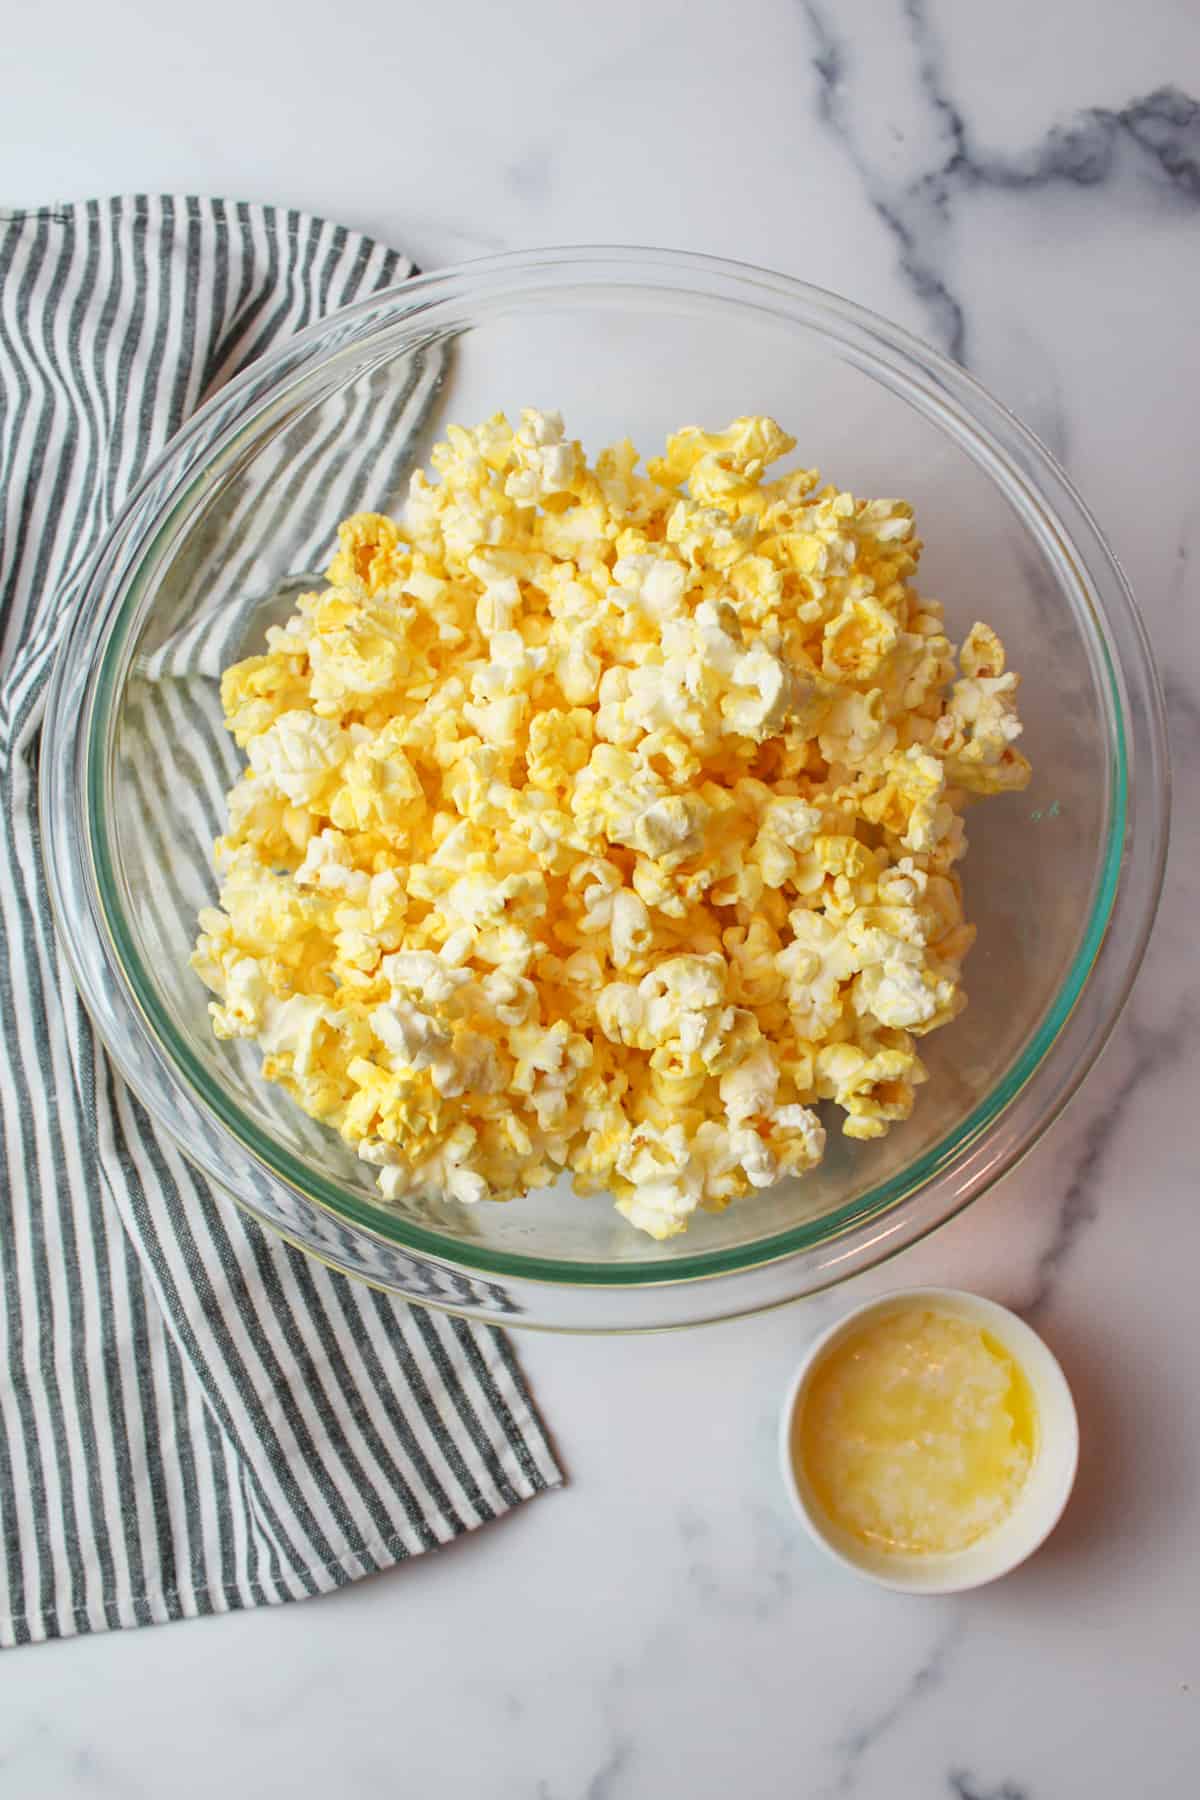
[1165,669,1200,756]
[677,1500,798,1621]
[949,1773,1029,1800]
[536,1741,635,1800]
[822,1615,969,1796]
[801,0,971,359]
[581,1739,635,1800]
[1163,513,1200,766]
[1026,990,1198,1317]
[800,0,1200,364]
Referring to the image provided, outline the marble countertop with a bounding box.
[4,0,1198,1792]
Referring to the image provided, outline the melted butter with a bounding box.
[798,1306,1037,1556]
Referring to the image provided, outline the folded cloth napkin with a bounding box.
[0,196,562,1649]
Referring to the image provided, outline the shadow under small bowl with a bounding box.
[39,248,1168,1331]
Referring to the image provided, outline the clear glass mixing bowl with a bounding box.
[40,249,1169,1330]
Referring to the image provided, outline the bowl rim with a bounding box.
[40,245,1171,1303]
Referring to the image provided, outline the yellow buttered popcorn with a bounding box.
[193,411,1030,1240]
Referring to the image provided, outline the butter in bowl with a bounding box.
[779,1287,1078,1592]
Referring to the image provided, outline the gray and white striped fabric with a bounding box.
[0,196,562,1650]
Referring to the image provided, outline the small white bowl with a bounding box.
[779,1286,1079,1593]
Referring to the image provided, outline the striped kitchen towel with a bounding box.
[0,197,562,1650]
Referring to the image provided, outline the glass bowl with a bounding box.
[40,248,1168,1331]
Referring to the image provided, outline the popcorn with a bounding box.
[610,890,653,970]
[933,630,1032,794]
[246,710,348,806]
[295,829,369,900]
[193,411,1030,1239]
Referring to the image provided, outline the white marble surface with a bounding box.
[4,0,1199,1792]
